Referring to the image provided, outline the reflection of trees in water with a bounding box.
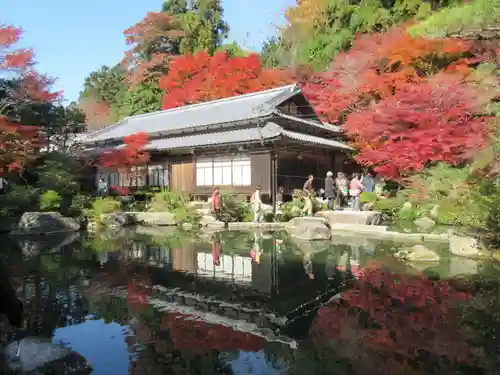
[285,262,500,375]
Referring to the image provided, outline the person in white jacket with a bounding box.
[250,185,263,223]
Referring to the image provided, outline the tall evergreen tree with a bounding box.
[180,0,229,55]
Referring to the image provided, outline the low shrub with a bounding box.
[67,194,92,217]
[281,189,305,221]
[86,197,122,225]
[0,184,39,218]
[39,190,61,211]
[148,191,199,224]
[219,193,250,222]
[149,191,189,212]
[360,192,378,203]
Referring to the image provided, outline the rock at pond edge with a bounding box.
[285,217,331,241]
[395,244,440,263]
[12,212,80,235]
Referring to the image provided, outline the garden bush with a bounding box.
[0,184,39,218]
[86,197,122,225]
[39,190,61,211]
[148,191,199,224]
[67,194,92,217]
[218,193,250,222]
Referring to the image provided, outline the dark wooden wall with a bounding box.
[170,160,194,193]
[166,151,272,197]
[251,152,271,195]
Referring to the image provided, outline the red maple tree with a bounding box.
[78,98,114,132]
[0,24,59,175]
[300,27,493,178]
[158,51,294,109]
[302,28,470,124]
[309,263,475,375]
[160,312,265,355]
[122,12,184,85]
[98,132,150,190]
[345,74,491,177]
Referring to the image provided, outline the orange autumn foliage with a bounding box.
[99,132,150,169]
[0,24,59,174]
[122,12,184,85]
[302,27,471,123]
[300,27,492,178]
[99,132,150,188]
[159,51,294,109]
[0,117,41,175]
[284,0,329,34]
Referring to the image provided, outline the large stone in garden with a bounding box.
[395,244,440,263]
[315,210,382,226]
[100,212,135,227]
[14,212,80,235]
[413,217,436,231]
[285,217,331,241]
[3,336,92,375]
[128,211,177,226]
[188,200,212,210]
[448,233,489,258]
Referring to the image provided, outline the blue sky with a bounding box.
[0,0,293,103]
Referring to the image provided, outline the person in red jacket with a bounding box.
[211,187,222,219]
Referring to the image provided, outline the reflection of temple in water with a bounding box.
[116,233,348,342]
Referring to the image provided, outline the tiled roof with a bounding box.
[145,123,282,150]
[86,84,300,143]
[132,122,353,151]
[280,129,351,150]
[274,111,342,133]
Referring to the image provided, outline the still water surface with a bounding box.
[1,229,500,375]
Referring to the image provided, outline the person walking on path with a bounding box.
[350,173,365,211]
[211,187,222,220]
[251,185,263,223]
[324,171,335,210]
[335,172,349,210]
[302,175,314,216]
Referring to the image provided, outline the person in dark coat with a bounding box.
[324,171,335,210]
[0,259,23,328]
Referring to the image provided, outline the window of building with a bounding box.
[109,170,120,186]
[148,164,167,187]
[232,158,251,186]
[195,157,251,187]
[196,252,252,282]
[196,159,214,186]
[213,158,232,186]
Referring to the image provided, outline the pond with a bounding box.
[1,228,500,375]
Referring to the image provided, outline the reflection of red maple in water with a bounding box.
[127,282,150,312]
[160,312,265,355]
[311,262,475,374]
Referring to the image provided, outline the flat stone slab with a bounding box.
[227,222,287,230]
[127,211,176,226]
[315,210,382,225]
[329,223,448,243]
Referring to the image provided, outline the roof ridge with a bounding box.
[124,83,299,122]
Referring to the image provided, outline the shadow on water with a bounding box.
[1,229,500,374]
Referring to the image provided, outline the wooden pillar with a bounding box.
[270,150,278,213]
